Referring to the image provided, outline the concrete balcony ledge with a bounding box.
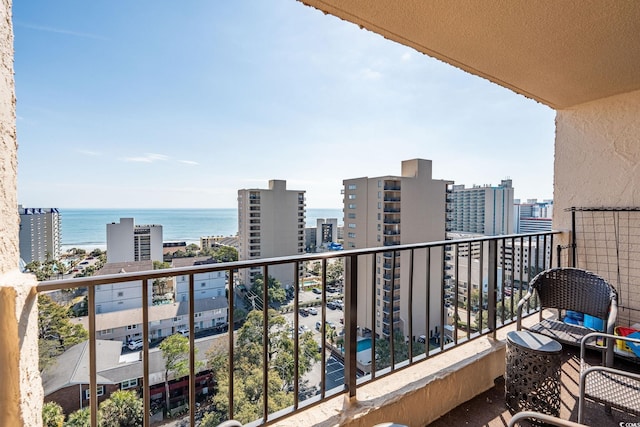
[278,331,514,427]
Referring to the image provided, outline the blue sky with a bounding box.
[14,1,555,209]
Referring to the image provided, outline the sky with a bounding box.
[13,1,556,210]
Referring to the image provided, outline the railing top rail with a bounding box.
[36,230,562,292]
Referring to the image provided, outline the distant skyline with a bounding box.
[14,1,555,210]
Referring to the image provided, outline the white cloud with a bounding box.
[179,160,199,165]
[401,52,412,62]
[122,153,169,163]
[16,22,108,40]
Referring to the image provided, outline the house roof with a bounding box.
[300,0,640,109]
[41,337,226,396]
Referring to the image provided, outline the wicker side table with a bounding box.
[505,330,563,416]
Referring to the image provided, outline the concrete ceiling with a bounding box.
[298,0,640,109]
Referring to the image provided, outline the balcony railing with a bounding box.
[36,230,559,426]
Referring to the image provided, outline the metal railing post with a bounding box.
[487,239,498,337]
[344,254,358,400]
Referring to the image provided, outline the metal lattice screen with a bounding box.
[570,207,640,327]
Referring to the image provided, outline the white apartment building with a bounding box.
[72,297,228,344]
[316,218,339,249]
[106,218,163,263]
[94,261,154,314]
[343,159,452,340]
[449,179,515,235]
[18,205,61,263]
[238,180,305,288]
[172,257,226,302]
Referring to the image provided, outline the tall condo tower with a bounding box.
[449,179,515,235]
[18,205,61,263]
[343,159,453,340]
[238,180,305,289]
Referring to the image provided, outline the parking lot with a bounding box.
[282,288,347,397]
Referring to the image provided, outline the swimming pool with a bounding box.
[357,338,372,352]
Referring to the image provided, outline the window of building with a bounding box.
[378,191,381,198]
[377,213,381,220]
[378,202,382,209]
[195,312,203,318]
[201,283,206,287]
[348,194,356,200]
[348,232,355,238]
[117,291,124,297]
[85,386,104,400]
[127,324,137,330]
[348,242,355,248]
[348,184,356,190]
[348,203,356,209]
[348,223,356,229]
[378,180,382,188]
[121,379,138,390]
[347,213,356,219]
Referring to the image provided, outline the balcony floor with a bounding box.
[428,346,640,426]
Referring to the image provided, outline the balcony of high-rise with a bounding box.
[4,2,640,427]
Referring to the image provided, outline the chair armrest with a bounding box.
[508,411,587,427]
[515,290,534,330]
[581,331,640,368]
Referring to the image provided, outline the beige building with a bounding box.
[449,180,515,235]
[237,180,305,288]
[343,159,453,340]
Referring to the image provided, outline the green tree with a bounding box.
[207,309,320,424]
[326,259,344,285]
[250,274,286,305]
[38,294,88,370]
[42,401,64,427]
[98,390,143,427]
[159,333,203,412]
[214,246,238,262]
[64,408,90,427]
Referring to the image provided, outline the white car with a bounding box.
[127,339,143,351]
[176,328,189,337]
[308,307,318,315]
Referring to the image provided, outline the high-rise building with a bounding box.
[238,180,305,288]
[514,199,554,233]
[18,205,61,263]
[106,218,163,263]
[342,159,452,340]
[449,179,515,235]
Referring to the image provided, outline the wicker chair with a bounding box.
[516,267,618,365]
[578,332,640,423]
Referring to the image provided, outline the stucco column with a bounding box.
[0,0,44,425]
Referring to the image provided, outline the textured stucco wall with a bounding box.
[554,89,640,325]
[555,89,640,231]
[0,0,17,274]
[0,1,44,425]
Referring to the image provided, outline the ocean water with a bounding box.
[61,208,343,251]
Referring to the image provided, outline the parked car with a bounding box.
[127,339,143,351]
[299,308,309,316]
[176,328,189,337]
[312,288,322,294]
[308,307,318,315]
